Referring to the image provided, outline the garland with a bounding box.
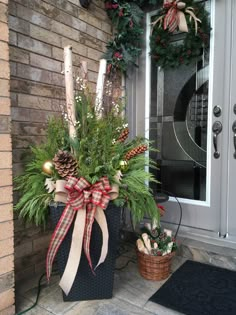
[104,0,211,71]
[104,0,161,72]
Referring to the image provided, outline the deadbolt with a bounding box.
[213,106,222,117]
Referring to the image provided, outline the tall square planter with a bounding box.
[50,202,121,301]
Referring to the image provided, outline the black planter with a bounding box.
[49,202,121,301]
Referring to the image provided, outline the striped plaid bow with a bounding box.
[163,1,188,33]
[163,0,201,35]
[46,176,114,295]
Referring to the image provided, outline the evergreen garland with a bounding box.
[104,0,162,72]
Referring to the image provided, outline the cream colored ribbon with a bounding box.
[45,179,68,203]
[59,208,86,295]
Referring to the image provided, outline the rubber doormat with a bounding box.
[149,260,236,315]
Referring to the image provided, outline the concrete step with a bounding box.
[177,237,236,271]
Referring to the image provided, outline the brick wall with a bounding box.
[8,0,112,286]
[0,0,15,314]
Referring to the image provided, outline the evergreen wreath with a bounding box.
[104,0,211,71]
[150,0,211,68]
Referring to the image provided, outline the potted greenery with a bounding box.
[14,77,160,300]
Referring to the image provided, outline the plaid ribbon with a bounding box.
[46,176,112,287]
[164,1,179,33]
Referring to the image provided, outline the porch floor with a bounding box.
[15,244,186,315]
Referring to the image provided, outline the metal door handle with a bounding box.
[212,121,222,159]
[232,121,236,158]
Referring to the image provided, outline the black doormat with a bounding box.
[149,260,236,315]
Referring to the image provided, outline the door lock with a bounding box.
[212,121,222,159]
[213,105,222,117]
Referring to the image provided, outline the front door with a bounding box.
[127,0,236,241]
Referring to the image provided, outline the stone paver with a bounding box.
[16,246,186,315]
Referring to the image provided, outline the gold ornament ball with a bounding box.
[119,160,128,171]
[42,161,54,175]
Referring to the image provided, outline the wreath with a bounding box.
[104,0,211,71]
[150,0,211,68]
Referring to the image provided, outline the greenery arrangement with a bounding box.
[14,78,161,227]
[137,218,178,256]
[104,0,211,71]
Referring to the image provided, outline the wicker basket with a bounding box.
[137,250,175,281]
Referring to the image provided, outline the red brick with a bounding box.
[0,305,15,315]
[0,204,13,222]
[0,42,8,60]
[0,79,9,97]
[0,187,12,203]
[0,170,12,187]
[0,3,7,23]
[0,255,14,276]
[0,152,12,169]
[0,238,14,257]
[0,98,10,115]
[0,221,14,241]
[0,134,11,151]
[0,289,14,312]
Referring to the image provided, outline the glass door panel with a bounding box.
[149,1,210,201]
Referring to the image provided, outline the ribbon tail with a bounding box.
[94,207,109,270]
[83,205,97,273]
[186,9,201,35]
[178,11,188,33]
[59,208,86,295]
[151,15,164,34]
[54,179,68,203]
[46,205,75,281]
[109,184,119,200]
[164,7,178,32]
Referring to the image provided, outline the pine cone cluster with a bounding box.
[117,128,129,143]
[53,150,78,179]
[125,144,148,160]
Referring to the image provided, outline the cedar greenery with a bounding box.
[14,84,160,226]
[14,117,70,226]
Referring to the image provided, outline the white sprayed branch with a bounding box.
[64,45,76,138]
[95,59,107,118]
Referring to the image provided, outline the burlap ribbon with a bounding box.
[46,176,119,295]
[152,0,201,35]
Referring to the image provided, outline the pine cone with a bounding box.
[53,150,78,179]
[117,128,129,143]
[125,144,148,160]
